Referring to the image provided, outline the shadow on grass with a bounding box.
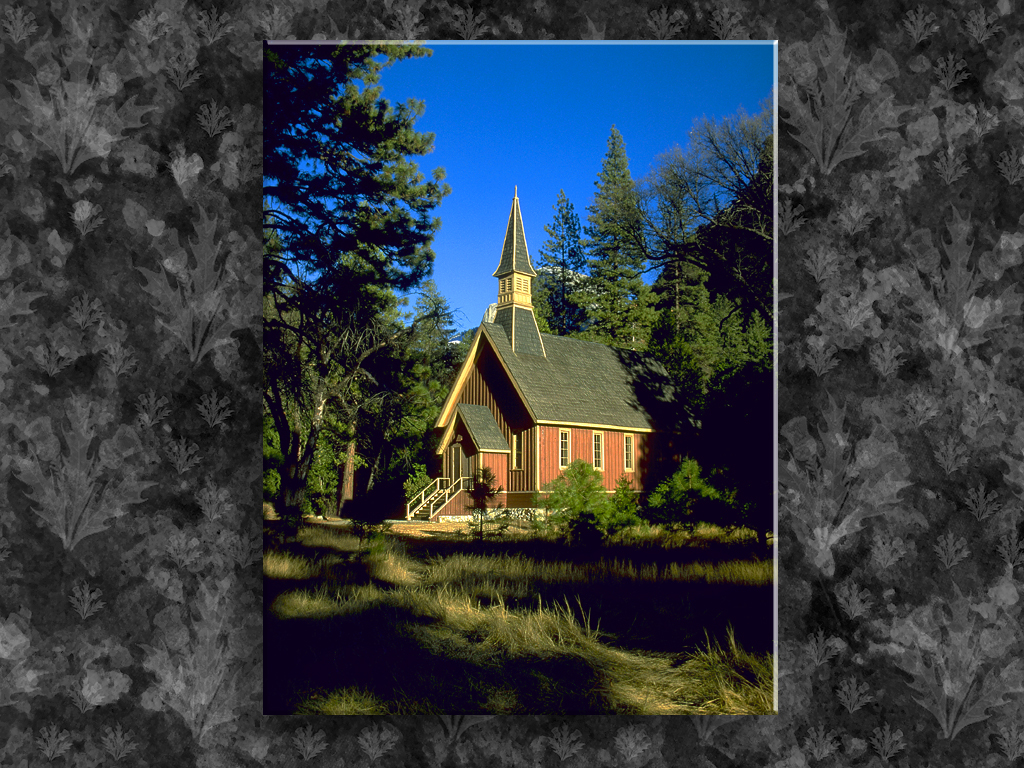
[264,599,614,714]
[264,521,774,714]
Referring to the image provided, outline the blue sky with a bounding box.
[353,42,775,334]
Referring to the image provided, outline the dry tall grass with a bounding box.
[264,521,774,715]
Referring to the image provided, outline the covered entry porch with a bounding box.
[406,404,510,520]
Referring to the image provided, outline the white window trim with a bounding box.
[593,431,603,471]
[559,429,570,468]
[624,434,634,472]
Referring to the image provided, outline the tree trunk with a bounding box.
[276,418,305,537]
[277,395,327,536]
[338,433,356,516]
[333,461,345,519]
[366,443,386,493]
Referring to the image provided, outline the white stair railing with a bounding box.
[405,478,444,519]
[432,477,470,517]
[407,477,476,520]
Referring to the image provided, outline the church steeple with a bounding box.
[492,188,545,357]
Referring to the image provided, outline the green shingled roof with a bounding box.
[494,305,546,357]
[456,403,510,452]
[481,323,677,430]
[492,194,537,278]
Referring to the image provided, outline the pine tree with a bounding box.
[535,190,588,336]
[531,282,555,335]
[581,126,656,350]
[264,43,451,534]
[337,281,461,518]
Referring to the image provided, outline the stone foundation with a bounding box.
[437,508,548,523]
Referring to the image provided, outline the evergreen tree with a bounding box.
[263,43,451,534]
[530,285,555,335]
[354,282,463,502]
[467,467,504,542]
[264,43,449,298]
[538,460,614,547]
[535,190,588,336]
[648,262,750,413]
[581,126,656,350]
[644,458,731,533]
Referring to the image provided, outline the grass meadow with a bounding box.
[263,516,775,715]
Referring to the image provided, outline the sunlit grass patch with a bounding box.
[270,583,349,619]
[605,522,764,550]
[296,687,390,715]
[298,525,361,553]
[418,552,773,595]
[476,594,602,656]
[676,626,775,714]
[263,550,320,580]
[266,516,774,715]
[363,546,422,589]
[666,559,774,587]
[593,649,695,714]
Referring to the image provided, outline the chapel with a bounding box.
[406,190,682,520]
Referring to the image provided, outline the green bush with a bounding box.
[644,459,732,532]
[352,519,394,551]
[263,468,281,503]
[538,460,615,546]
[404,464,434,499]
[466,467,506,542]
[263,414,282,503]
[607,475,643,535]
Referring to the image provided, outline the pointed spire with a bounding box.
[490,190,545,357]
[492,190,537,278]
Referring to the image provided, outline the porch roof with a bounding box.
[456,403,510,453]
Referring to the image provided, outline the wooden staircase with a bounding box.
[405,477,471,520]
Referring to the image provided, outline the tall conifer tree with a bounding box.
[535,189,587,336]
[580,126,656,350]
[263,43,451,533]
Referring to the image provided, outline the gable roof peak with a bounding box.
[492,189,538,278]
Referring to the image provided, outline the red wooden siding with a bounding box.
[434,491,468,519]
[635,432,650,488]
[538,426,649,492]
[478,451,508,483]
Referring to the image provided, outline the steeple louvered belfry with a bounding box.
[492,188,545,357]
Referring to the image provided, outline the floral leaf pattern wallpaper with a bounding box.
[1,0,1023,766]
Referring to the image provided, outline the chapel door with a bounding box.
[451,444,470,483]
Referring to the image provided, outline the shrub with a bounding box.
[403,463,433,499]
[354,520,394,553]
[607,475,643,535]
[538,460,614,546]
[644,458,732,532]
[466,467,506,542]
[263,415,283,502]
[263,468,281,503]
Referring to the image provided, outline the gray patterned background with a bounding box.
[2,0,1023,766]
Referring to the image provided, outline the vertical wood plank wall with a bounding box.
[451,346,535,492]
[478,452,508,485]
[538,426,648,492]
